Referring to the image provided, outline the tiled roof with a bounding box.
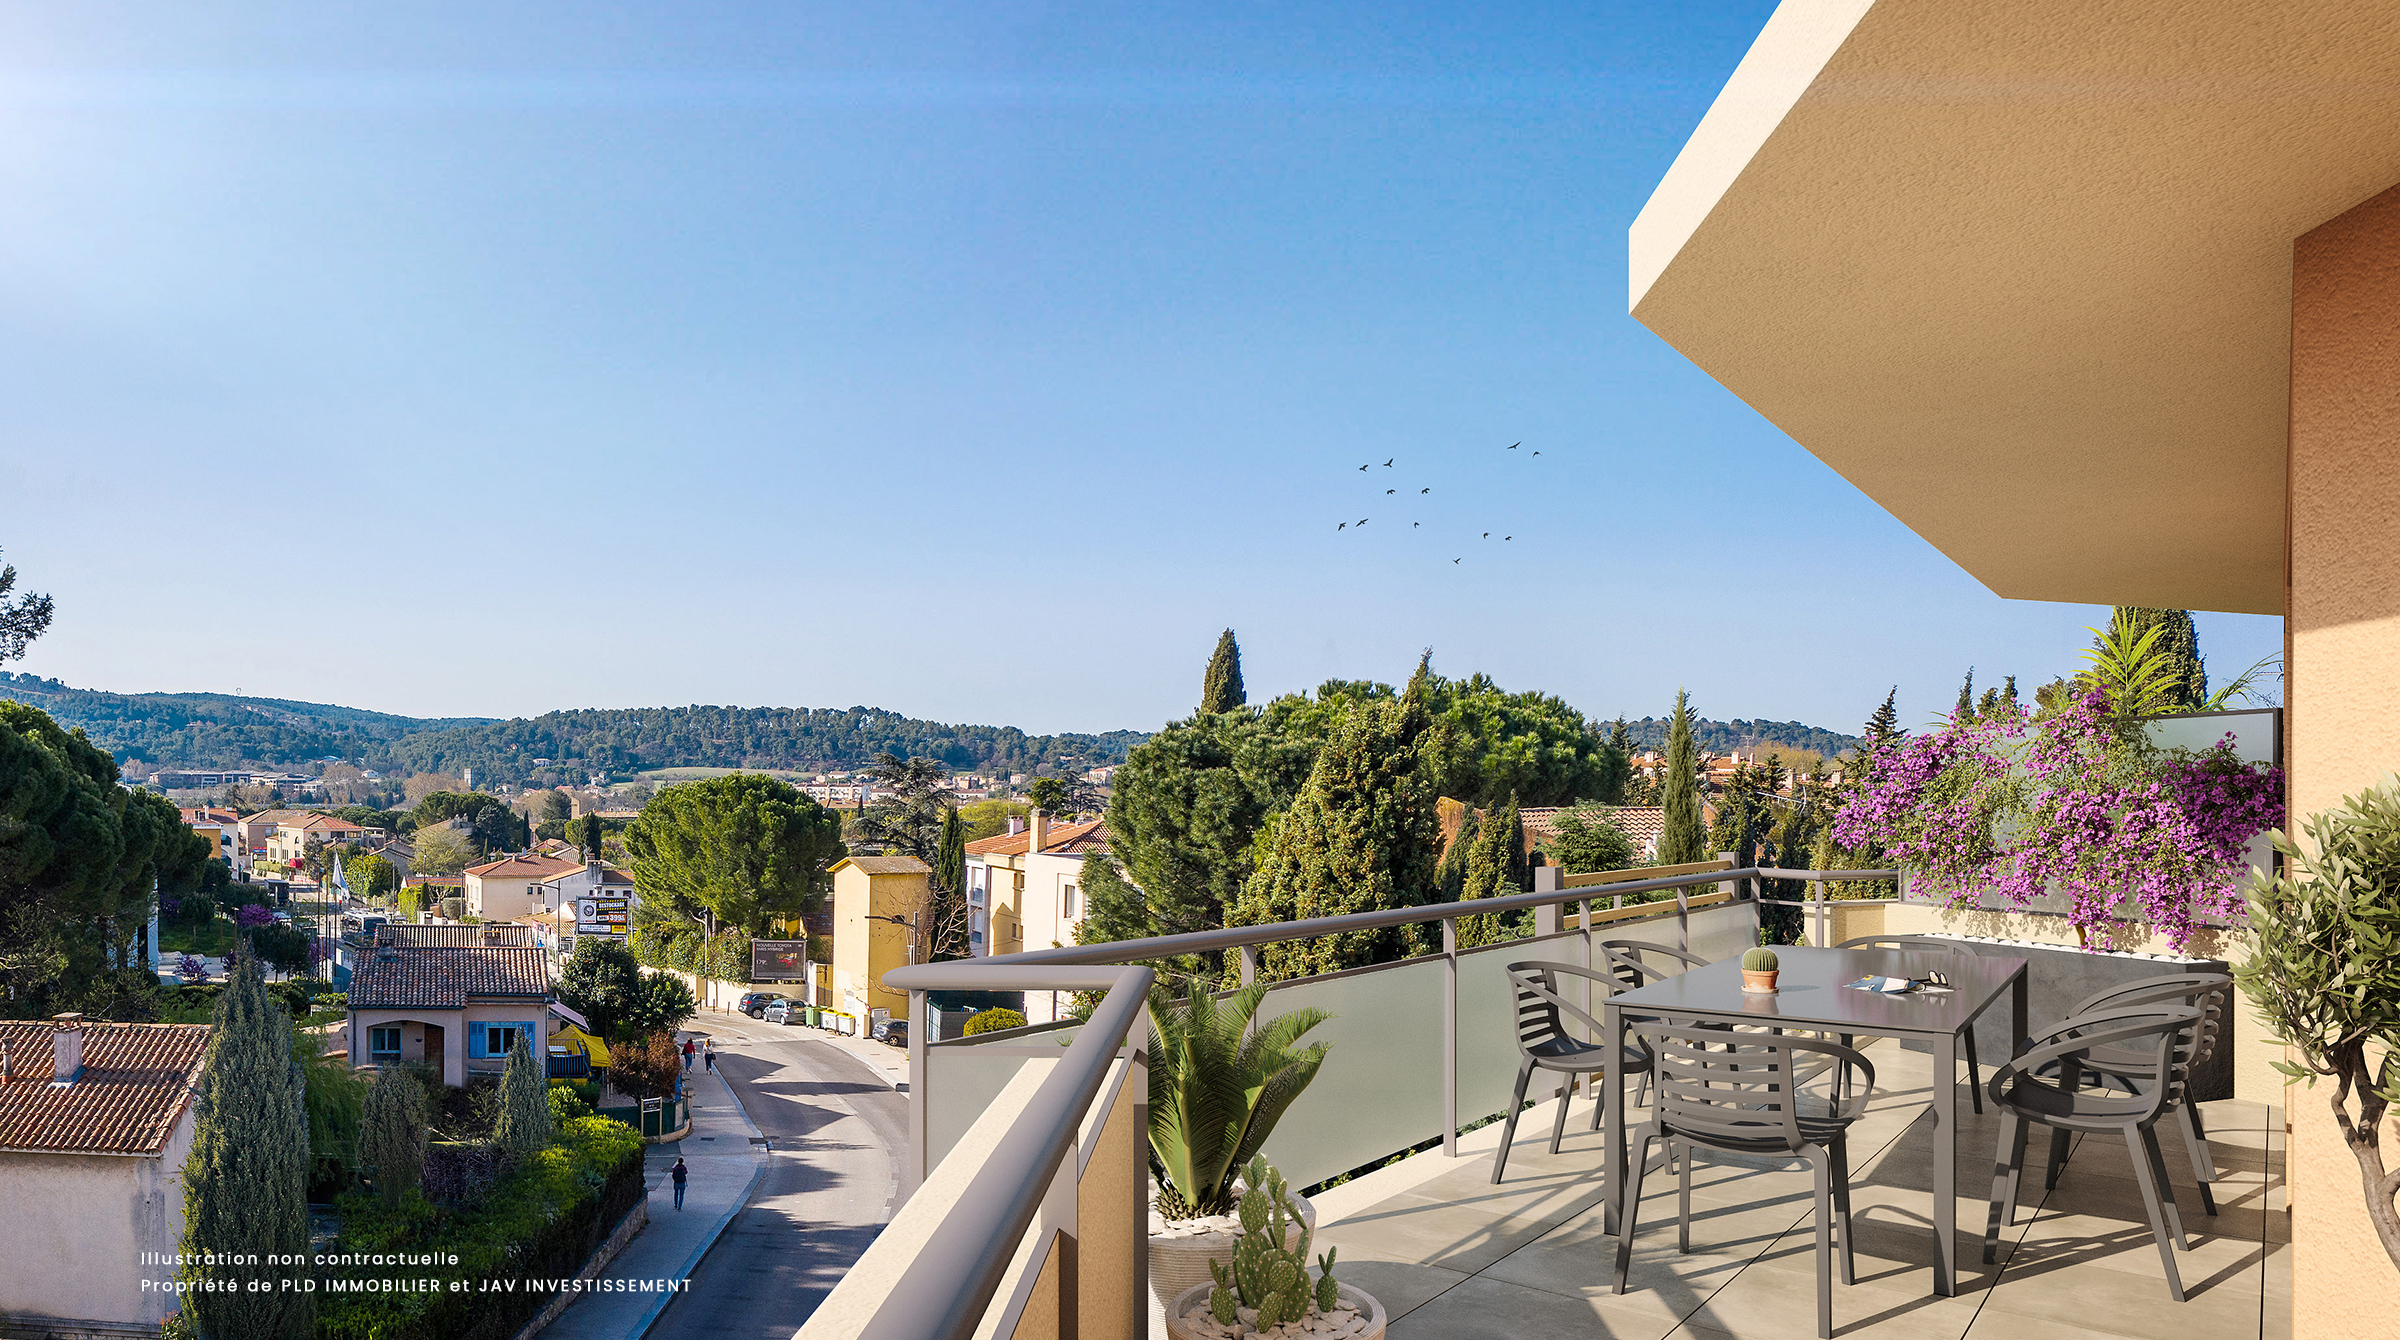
[295,815,364,832]
[1522,806,1668,856]
[0,1022,210,1156]
[831,855,932,875]
[463,853,583,880]
[964,819,1104,858]
[377,923,537,948]
[348,946,551,1009]
[1048,823,1112,856]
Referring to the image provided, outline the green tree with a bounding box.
[1545,804,1636,875]
[1435,805,1478,903]
[1599,718,1635,804]
[493,1033,555,1159]
[1024,775,1101,817]
[1954,669,1976,720]
[296,1027,369,1190]
[179,950,312,1339]
[347,851,399,902]
[536,789,574,827]
[1200,628,1247,715]
[557,939,646,1041]
[1230,696,1440,979]
[1706,760,1766,872]
[1862,688,1902,752]
[0,548,54,661]
[1093,712,1288,943]
[2116,607,2206,710]
[577,813,604,862]
[624,774,845,935]
[620,971,698,1037]
[358,1061,426,1202]
[1656,691,1705,866]
[410,825,474,877]
[1457,792,1527,947]
[934,806,966,907]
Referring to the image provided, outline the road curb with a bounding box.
[627,1065,769,1339]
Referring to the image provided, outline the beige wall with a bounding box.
[0,1105,194,1328]
[467,873,541,920]
[2286,177,2400,1338]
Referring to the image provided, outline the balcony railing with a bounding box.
[799,861,1898,1340]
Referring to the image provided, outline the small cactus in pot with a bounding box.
[1741,946,1780,993]
[1206,1157,1338,1332]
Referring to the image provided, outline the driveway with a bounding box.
[644,1013,908,1340]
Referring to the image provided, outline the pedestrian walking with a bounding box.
[703,1042,716,1074]
[670,1157,688,1212]
[682,1038,695,1070]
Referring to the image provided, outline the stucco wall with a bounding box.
[2286,176,2400,1339]
[0,1105,194,1328]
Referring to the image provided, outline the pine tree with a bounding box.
[359,1061,426,1203]
[1862,688,1902,751]
[180,949,313,1339]
[1435,806,1479,904]
[1199,629,1247,715]
[1955,669,1976,720]
[1231,696,1440,978]
[1600,718,1635,803]
[1657,691,1705,866]
[1457,793,1525,947]
[2115,607,2207,709]
[2001,675,2020,714]
[494,1032,554,1159]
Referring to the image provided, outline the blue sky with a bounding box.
[0,2,2282,738]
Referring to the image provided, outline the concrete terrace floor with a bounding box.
[1297,1038,2288,1340]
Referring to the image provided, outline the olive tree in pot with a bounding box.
[1147,982,1331,1311]
[2238,777,2400,1269]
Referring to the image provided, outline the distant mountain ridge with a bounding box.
[0,672,1146,782]
[1621,715,1862,760]
[0,671,1864,782]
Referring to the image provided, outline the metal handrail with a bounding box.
[969,862,1877,968]
[860,962,1153,1340]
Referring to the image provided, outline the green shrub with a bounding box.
[546,1083,593,1123]
[962,1008,1028,1036]
[319,1116,644,1340]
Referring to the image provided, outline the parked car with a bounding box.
[738,992,787,1018]
[763,999,795,1024]
[872,1017,907,1047]
[774,1000,809,1027]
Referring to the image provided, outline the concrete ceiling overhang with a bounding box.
[1630,0,2400,615]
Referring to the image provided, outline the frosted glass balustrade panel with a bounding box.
[1454,928,1591,1128]
[924,1020,1083,1174]
[1250,954,1446,1193]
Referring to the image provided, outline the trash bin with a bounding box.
[805,1005,822,1027]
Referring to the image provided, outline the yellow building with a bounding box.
[828,855,931,1024]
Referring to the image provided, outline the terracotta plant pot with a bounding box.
[1165,1280,1387,1340]
[1741,969,1779,994]
[1148,1186,1316,1314]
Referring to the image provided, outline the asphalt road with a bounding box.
[646,1015,909,1340]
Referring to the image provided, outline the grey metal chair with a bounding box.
[1491,960,1654,1184]
[1835,933,1984,1112]
[1595,940,1725,1107]
[1611,1023,1877,1340]
[1982,1004,2204,1301]
[2044,973,2232,1214]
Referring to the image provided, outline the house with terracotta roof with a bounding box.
[462,852,584,921]
[0,1015,210,1334]
[344,941,554,1086]
[963,811,1109,1021]
[1519,805,1671,862]
[260,812,374,870]
[827,854,932,1027]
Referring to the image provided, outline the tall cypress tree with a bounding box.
[1862,687,1902,751]
[1657,691,1705,866]
[2116,607,2206,710]
[1199,629,1247,715]
[359,1062,425,1203]
[494,1033,555,1159]
[1954,669,1976,720]
[181,949,313,1339]
[934,806,966,905]
[1457,793,1526,947]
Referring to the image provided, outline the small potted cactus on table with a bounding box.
[1741,947,1780,994]
[1165,1157,1387,1340]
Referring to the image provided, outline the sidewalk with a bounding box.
[538,1039,767,1340]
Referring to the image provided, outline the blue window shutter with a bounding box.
[469,1021,488,1058]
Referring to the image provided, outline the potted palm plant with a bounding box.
[1147,982,1332,1312]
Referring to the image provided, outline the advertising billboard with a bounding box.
[574,894,629,941]
[751,939,809,982]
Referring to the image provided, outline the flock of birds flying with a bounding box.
[1335,441,1541,564]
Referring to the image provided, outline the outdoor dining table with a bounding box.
[1599,944,2029,1297]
